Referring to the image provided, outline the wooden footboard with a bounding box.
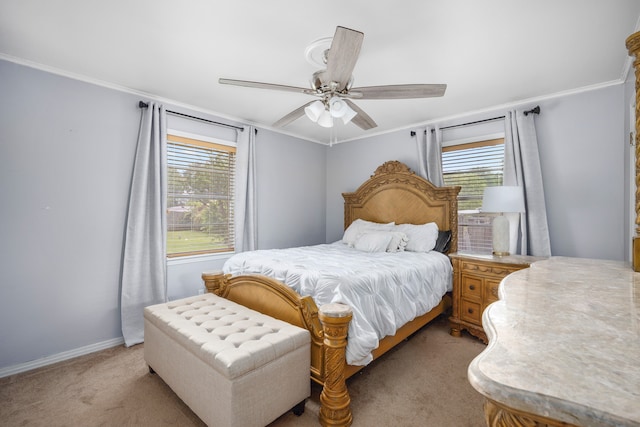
[202,270,329,384]
[202,270,450,426]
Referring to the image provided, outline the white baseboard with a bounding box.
[0,337,125,378]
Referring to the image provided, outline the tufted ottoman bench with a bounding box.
[143,293,310,427]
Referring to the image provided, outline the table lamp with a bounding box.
[482,186,525,256]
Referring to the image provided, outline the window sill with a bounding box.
[167,251,234,266]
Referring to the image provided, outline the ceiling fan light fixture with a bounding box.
[317,110,334,128]
[304,100,324,122]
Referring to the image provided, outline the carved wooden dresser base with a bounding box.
[484,399,577,427]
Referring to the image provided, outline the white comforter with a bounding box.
[223,242,452,366]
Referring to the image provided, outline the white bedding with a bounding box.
[222,242,452,366]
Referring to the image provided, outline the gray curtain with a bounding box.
[503,110,551,256]
[415,125,444,186]
[121,102,167,347]
[234,126,257,252]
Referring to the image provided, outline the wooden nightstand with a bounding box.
[449,252,544,343]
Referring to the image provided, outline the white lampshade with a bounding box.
[304,100,324,122]
[482,186,525,256]
[482,186,525,213]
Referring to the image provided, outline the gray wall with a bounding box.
[326,85,628,261]
[0,59,325,371]
[0,61,138,370]
[325,129,422,242]
[0,56,631,373]
[535,85,625,260]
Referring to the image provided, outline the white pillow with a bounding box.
[342,219,395,246]
[386,231,409,253]
[395,222,439,252]
[353,232,394,253]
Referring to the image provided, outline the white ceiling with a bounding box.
[1,1,639,144]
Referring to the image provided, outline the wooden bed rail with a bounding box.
[202,271,354,426]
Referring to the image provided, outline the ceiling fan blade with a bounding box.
[272,101,315,128]
[344,99,377,130]
[349,84,447,99]
[321,26,364,91]
[219,78,315,95]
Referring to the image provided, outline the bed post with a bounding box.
[201,271,228,295]
[318,303,353,427]
[626,31,640,271]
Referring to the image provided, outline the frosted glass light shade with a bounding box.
[329,97,347,118]
[341,103,357,124]
[317,110,334,128]
[329,97,357,124]
[304,100,324,122]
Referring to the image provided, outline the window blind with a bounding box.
[442,138,504,254]
[166,134,236,257]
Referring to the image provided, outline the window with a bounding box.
[166,132,236,257]
[442,138,504,254]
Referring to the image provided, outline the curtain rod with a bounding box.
[410,105,540,136]
[138,101,244,132]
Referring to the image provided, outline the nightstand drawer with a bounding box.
[461,260,515,278]
[461,275,482,300]
[460,299,482,324]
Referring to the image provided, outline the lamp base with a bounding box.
[492,215,510,256]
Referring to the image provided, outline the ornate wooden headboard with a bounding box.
[342,160,461,252]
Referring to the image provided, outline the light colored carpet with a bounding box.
[0,316,487,426]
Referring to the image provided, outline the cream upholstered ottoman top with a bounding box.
[144,293,310,380]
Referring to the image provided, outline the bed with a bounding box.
[202,160,460,425]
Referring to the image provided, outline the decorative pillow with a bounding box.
[342,219,395,246]
[386,231,409,253]
[353,232,394,253]
[434,230,452,253]
[395,222,439,252]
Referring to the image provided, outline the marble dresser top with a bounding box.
[468,256,640,426]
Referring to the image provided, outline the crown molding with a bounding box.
[0,52,627,147]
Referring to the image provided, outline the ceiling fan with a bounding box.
[219,26,446,130]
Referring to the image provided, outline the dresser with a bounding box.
[468,257,640,426]
[449,252,543,343]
